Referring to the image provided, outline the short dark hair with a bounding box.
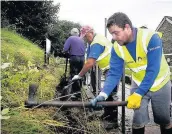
[106,12,132,29]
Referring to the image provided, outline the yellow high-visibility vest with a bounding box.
[113,28,170,92]
[90,34,113,71]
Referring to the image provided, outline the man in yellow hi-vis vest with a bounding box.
[90,12,172,134]
[72,25,119,130]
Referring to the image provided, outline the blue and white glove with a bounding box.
[90,92,108,107]
[72,75,82,81]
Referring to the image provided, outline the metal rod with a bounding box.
[170,103,172,117]
[121,64,126,134]
[98,67,101,90]
[25,100,127,108]
[44,39,47,64]
[63,81,74,90]
[96,64,99,95]
[105,18,107,37]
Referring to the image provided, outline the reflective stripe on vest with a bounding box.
[131,65,147,73]
[132,69,170,88]
[113,28,170,91]
[141,30,162,54]
[90,34,112,71]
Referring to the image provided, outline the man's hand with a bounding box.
[127,93,142,109]
[72,75,82,81]
[58,51,70,58]
[63,52,70,58]
[90,95,105,107]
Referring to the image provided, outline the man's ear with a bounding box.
[125,24,132,33]
[125,24,131,29]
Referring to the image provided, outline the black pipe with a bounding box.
[44,39,47,64]
[28,84,38,102]
[25,100,127,108]
[122,65,126,134]
[64,57,68,80]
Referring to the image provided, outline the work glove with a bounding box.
[127,92,142,109]
[72,75,82,81]
[90,95,105,107]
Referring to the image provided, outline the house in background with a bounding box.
[156,16,172,66]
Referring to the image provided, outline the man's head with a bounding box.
[70,28,79,36]
[80,25,94,44]
[107,12,133,46]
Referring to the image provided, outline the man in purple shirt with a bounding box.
[63,28,85,100]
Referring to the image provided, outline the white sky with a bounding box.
[54,0,172,40]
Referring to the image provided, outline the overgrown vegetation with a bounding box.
[1,29,109,134]
[1,1,114,133]
[1,107,61,134]
[1,29,65,133]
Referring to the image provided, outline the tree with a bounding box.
[1,1,60,48]
[47,20,82,56]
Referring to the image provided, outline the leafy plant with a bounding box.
[0,96,10,120]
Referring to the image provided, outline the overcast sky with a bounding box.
[54,0,172,39]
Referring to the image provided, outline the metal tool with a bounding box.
[25,100,128,108]
[63,81,74,90]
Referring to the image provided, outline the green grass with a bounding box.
[1,108,58,134]
[1,28,65,133]
[1,28,43,65]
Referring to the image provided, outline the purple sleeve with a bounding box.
[63,38,71,52]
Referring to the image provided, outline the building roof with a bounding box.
[156,16,172,31]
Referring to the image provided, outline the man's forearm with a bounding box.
[79,58,96,77]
